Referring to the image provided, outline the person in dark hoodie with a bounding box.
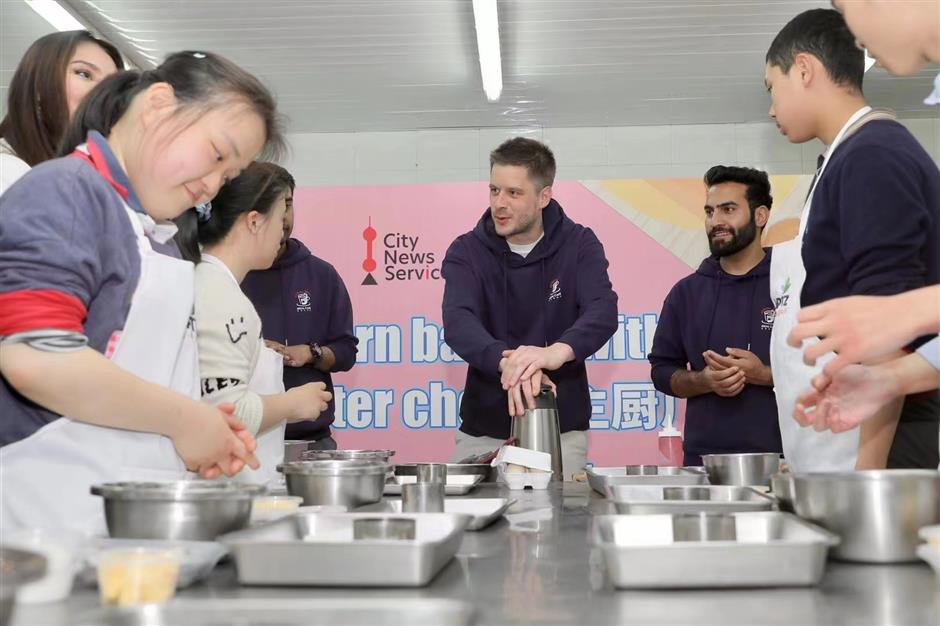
[241,171,359,449]
[442,137,618,479]
[648,166,782,466]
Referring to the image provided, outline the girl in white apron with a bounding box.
[0,51,284,534]
[175,162,333,486]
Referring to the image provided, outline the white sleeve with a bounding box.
[0,152,31,195]
[916,337,940,372]
[194,263,265,434]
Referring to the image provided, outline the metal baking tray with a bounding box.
[610,485,776,514]
[591,512,838,588]
[587,466,707,496]
[220,512,470,587]
[358,497,514,531]
[384,473,485,496]
[393,463,494,482]
[75,598,475,625]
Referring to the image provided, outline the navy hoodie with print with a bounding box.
[648,250,782,464]
[442,199,618,439]
[241,239,358,440]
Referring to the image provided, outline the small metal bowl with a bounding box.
[701,453,781,486]
[624,465,659,476]
[90,481,264,541]
[352,517,416,541]
[672,513,737,542]
[279,460,387,508]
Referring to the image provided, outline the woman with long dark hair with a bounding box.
[0,30,123,192]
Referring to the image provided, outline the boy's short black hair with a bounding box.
[704,165,773,215]
[766,8,864,93]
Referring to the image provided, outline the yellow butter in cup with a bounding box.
[97,549,180,607]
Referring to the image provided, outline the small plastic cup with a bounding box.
[96,548,181,607]
[250,495,303,524]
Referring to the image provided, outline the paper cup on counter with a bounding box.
[3,528,83,603]
[96,548,180,608]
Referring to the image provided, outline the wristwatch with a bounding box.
[309,342,324,366]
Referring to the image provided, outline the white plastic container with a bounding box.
[3,528,83,603]
[500,469,553,491]
[491,446,553,490]
[491,446,551,472]
[250,495,303,524]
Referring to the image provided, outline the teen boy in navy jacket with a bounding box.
[764,9,938,469]
[442,138,618,479]
[649,166,782,465]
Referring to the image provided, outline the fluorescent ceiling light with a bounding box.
[25,0,85,31]
[472,0,502,102]
[864,49,876,73]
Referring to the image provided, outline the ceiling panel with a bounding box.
[1,0,936,132]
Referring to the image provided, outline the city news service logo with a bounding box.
[361,216,442,286]
[296,291,312,312]
[548,277,562,302]
[761,307,775,331]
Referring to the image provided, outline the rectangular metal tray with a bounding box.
[358,497,515,531]
[587,466,707,496]
[393,462,494,481]
[592,512,838,588]
[77,598,475,626]
[610,485,776,514]
[384,473,485,496]
[221,512,470,587]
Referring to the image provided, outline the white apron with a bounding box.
[0,151,199,534]
[770,107,895,472]
[232,346,286,486]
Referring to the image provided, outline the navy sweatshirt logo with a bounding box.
[548,278,562,302]
[296,290,312,312]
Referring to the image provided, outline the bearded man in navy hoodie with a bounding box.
[649,166,782,466]
[242,172,359,449]
[442,137,618,479]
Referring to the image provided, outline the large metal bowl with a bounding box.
[91,481,265,541]
[279,460,387,508]
[701,453,781,486]
[791,470,940,563]
[300,449,395,463]
[0,547,46,626]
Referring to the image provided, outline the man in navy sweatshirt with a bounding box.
[649,166,782,466]
[242,175,359,449]
[442,138,618,479]
[765,8,939,470]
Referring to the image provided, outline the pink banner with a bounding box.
[292,181,693,465]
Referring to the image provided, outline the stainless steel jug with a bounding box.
[510,385,563,481]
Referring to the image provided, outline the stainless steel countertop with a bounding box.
[12,482,940,626]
